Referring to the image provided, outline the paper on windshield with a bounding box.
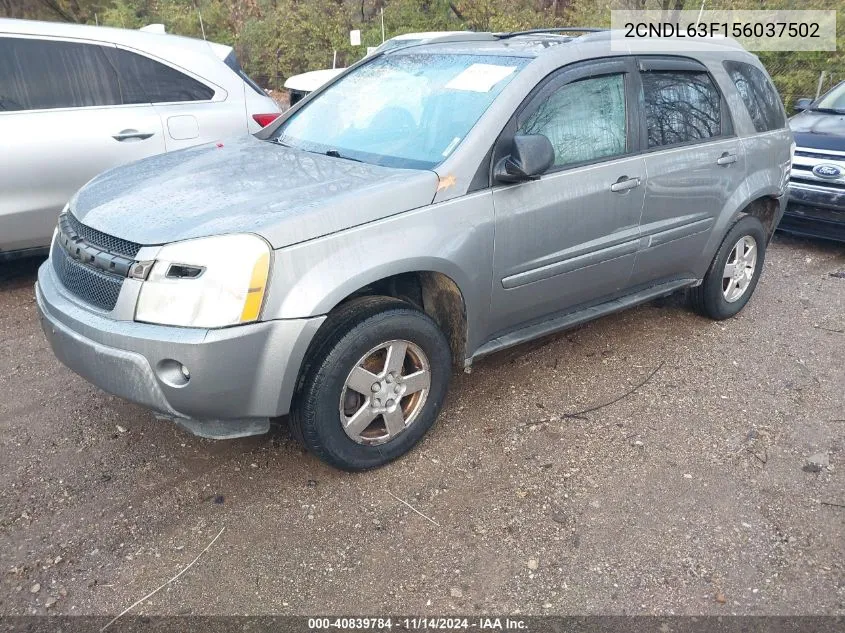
[445,64,517,93]
[441,136,461,157]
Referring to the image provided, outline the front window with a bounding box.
[519,74,627,168]
[274,53,528,169]
[815,82,845,113]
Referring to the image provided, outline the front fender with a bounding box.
[262,191,496,356]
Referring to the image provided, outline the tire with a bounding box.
[691,215,767,320]
[289,296,452,471]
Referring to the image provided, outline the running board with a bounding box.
[471,278,698,363]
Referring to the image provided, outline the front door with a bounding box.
[488,58,646,338]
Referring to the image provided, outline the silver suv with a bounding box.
[36,30,793,471]
[0,18,280,260]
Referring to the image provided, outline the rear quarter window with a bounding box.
[108,48,215,104]
[723,60,785,133]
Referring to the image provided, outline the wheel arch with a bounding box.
[697,180,785,278]
[325,268,470,368]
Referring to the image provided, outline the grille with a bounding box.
[795,150,845,161]
[791,177,845,191]
[51,240,124,311]
[65,212,141,258]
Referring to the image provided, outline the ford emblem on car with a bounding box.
[812,164,843,179]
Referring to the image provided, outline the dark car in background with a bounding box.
[783,81,845,242]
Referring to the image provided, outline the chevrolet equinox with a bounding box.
[36,30,793,470]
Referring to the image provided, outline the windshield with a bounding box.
[274,53,528,169]
[814,82,845,113]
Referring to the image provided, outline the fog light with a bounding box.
[156,359,191,387]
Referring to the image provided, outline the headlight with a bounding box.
[135,234,271,328]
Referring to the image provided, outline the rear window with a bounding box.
[723,61,785,132]
[0,37,121,111]
[223,50,266,96]
[641,70,722,148]
[107,48,215,103]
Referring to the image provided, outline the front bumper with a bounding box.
[781,182,845,242]
[36,260,325,437]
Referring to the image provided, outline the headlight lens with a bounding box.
[135,234,271,328]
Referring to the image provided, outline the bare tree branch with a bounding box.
[448,1,465,23]
[37,0,77,22]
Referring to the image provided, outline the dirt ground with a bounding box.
[1,234,843,617]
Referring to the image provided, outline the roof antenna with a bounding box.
[198,8,207,40]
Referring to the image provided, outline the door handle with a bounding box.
[610,176,641,193]
[716,153,737,166]
[112,130,155,142]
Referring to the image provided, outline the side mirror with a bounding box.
[494,134,555,183]
[794,98,813,112]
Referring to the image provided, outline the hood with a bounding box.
[789,110,845,152]
[72,135,438,249]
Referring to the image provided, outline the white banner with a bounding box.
[610,10,837,52]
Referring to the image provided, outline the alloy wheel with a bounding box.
[339,340,431,445]
[722,235,758,303]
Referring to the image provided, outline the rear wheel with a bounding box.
[691,215,766,320]
[290,297,451,471]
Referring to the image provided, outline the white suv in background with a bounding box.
[0,18,280,260]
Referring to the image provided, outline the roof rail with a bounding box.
[421,32,500,44]
[496,27,607,39]
[374,31,500,53]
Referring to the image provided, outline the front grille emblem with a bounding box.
[812,164,843,179]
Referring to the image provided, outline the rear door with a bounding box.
[109,46,247,150]
[488,58,646,338]
[0,36,165,253]
[629,57,746,286]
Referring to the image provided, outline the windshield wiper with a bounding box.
[270,137,293,148]
[810,107,845,115]
[325,149,364,163]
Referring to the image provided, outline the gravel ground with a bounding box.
[0,234,843,617]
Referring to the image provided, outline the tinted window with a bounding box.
[723,61,785,132]
[109,48,214,103]
[641,71,721,148]
[0,37,121,111]
[519,74,627,167]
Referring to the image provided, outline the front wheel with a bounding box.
[290,297,452,471]
[691,215,767,320]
